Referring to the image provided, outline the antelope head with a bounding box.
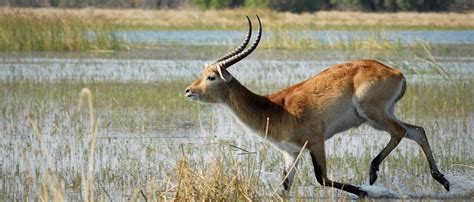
[184,16,262,103]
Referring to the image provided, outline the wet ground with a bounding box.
[0,30,473,200]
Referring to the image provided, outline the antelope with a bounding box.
[184,16,450,197]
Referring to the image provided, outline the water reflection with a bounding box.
[116,30,474,45]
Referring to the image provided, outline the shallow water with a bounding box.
[1,54,473,84]
[116,30,474,46]
[0,34,473,200]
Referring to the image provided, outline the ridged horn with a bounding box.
[213,16,252,63]
[217,15,262,69]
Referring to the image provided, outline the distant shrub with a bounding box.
[192,0,244,8]
[267,0,320,13]
[4,0,464,12]
[395,0,455,11]
[210,0,231,8]
[191,0,210,8]
[244,0,267,8]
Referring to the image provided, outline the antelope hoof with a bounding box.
[283,180,290,192]
[282,170,291,192]
[432,171,450,191]
[357,187,369,198]
[369,165,379,185]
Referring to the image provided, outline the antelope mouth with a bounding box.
[185,93,199,100]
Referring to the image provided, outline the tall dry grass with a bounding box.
[26,88,100,201]
[0,9,129,51]
[2,7,472,30]
[1,8,471,51]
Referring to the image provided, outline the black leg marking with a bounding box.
[310,152,368,197]
[368,137,402,185]
[403,123,450,191]
[282,170,290,191]
[369,157,380,185]
[432,170,450,191]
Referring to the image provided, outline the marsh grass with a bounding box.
[1,44,472,200]
[78,88,99,202]
[0,9,413,52]
[4,8,472,31]
[1,73,471,200]
[22,88,100,201]
[398,79,472,118]
[27,117,65,201]
[1,8,473,51]
[0,10,129,51]
[171,145,261,200]
[0,80,199,132]
[262,30,403,50]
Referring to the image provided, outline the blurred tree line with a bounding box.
[192,0,472,12]
[0,0,185,8]
[0,0,472,12]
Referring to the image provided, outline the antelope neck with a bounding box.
[223,79,284,135]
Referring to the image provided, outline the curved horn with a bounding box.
[213,16,252,63]
[217,15,262,68]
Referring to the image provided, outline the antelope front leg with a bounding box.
[309,142,368,198]
[282,151,298,192]
[369,137,402,185]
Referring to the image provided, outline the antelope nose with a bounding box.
[185,88,190,94]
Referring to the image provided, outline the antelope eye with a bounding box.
[207,76,216,81]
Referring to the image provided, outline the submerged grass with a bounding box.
[1,73,471,200]
[0,45,472,199]
[399,79,472,118]
[20,87,99,201]
[261,30,404,50]
[0,80,198,132]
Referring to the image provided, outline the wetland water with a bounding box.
[0,30,473,200]
[117,30,474,46]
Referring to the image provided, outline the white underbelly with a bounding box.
[323,106,364,140]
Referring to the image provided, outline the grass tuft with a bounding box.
[0,9,129,51]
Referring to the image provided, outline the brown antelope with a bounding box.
[184,16,450,197]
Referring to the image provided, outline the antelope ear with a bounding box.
[216,64,233,83]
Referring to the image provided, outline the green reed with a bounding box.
[261,30,405,50]
[0,11,128,51]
